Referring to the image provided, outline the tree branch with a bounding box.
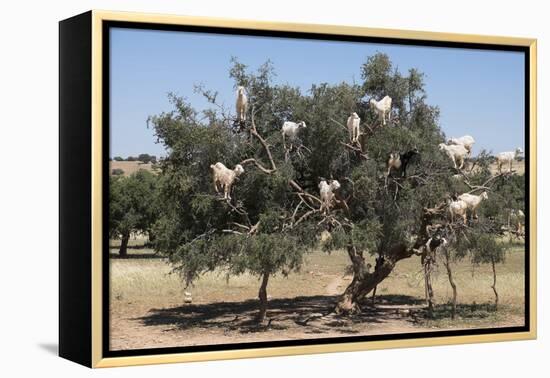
[463,171,510,194]
[339,142,369,160]
[239,158,276,174]
[249,106,277,172]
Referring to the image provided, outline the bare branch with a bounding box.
[249,106,277,172]
[222,229,244,235]
[340,141,369,160]
[288,179,323,207]
[231,222,251,231]
[239,158,276,174]
[464,171,511,194]
[294,209,320,226]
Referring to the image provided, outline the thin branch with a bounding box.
[291,200,304,223]
[340,142,369,160]
[464,171,510,194]
[223,199,252,227]
[239,158,276,174]
[231,222,251,231]
[222,229,244,235]
[249,106,277,172]
[294,209,319,226]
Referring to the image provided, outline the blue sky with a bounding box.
[110,28,525,158]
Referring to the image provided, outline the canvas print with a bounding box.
[107,26,527,352]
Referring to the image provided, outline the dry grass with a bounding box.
[486,159,525,175]
[110,161,157,176]
[109,249,349,306]
[109,243,525,349]
[110,244,525,316]
[376,246,524,308]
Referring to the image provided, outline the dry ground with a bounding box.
[109,243,525,351]
[486,159,524,175]
[110,161,157,176]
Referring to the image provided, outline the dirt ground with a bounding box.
[109,246,525,351]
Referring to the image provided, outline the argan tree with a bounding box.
[150,53,522,321]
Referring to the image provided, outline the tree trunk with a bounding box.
[257,272,270,323]
[424,259,435,314]
[334,244,411,315]
[443,248,457,319]
[334,204,446,316]
[491,256,499,310]
[119,232,130,257]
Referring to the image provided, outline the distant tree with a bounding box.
[112,168,124,176]
[109,170,158,257]
[126,156,137,162]
[137,153,157,163]
[113,156,124,161]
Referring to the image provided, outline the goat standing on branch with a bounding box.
[386,148,420,179]
[458,191,489,220]
[319,179,341,215]
[369,95,392,125]
[210,162,245,200]
[235,86,248,124]
[346,112,361,144]
[439,143,468,170]
[496,148,523,173]
[448,198,468,224]
[281,121,307,152]
[448,135,475,157]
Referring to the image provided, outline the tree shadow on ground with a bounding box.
[414,302,499,323]
[136,294,424,335]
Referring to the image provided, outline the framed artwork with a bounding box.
[59,10,537,368]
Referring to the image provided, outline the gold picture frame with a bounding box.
[59,10,537,368]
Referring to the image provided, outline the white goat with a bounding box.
[509,209,525,235]
[347,112,361,143]
[319,179,341,214]
[210,162,245,200]
[281,121,306,150]
[439,143,468,170]
[235,86,248,123]
[448,135,475,157]
[369,96,392,125]
[458,192,489,220]
[449,199,468,224]
[496,148,523,173]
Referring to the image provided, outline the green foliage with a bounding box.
[113,156,123,161]
[112,168,124,176]
[148,52,524,299]
[138,153,157,163]
[448,150,522,266]
[109,169,159,239]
